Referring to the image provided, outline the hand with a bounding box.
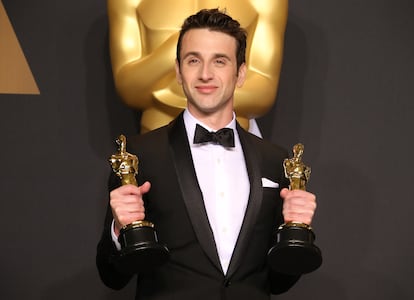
[110,181,151,236]
[280,188,317,225]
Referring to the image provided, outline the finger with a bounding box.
[283,190,316,206]
[285,196,317,210]
[113,193,144,205]
[110,184,140,199]
[116,212,146,229]
[113,205,146,225]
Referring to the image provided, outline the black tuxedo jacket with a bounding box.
[97,113,300,299]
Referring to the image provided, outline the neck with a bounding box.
[188,109,234,130]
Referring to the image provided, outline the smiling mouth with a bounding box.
[196,85,217,94]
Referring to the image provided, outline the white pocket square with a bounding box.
[261,177,279,188]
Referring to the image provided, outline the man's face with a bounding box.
[175,28,246,121]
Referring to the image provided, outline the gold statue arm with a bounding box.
[107,0,179,110]
[234,0,288,126]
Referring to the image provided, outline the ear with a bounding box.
[175,59,182,85]
[236,63,247,88]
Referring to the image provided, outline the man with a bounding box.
[97,9,317,299]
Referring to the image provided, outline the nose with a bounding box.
[199,62,213,81]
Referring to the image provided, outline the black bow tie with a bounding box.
[193,124,235,147]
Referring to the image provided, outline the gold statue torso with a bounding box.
[283,143,311,191]
[109,135,139,186]
[108,0,288,132]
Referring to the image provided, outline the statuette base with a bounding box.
[268,223,322,275]
[116,222,169,274]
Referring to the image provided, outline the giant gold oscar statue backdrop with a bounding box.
[107,0,288,133]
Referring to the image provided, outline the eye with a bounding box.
[187,57,200,65]
[214,58,226,66]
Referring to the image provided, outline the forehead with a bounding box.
[180,28,237,58]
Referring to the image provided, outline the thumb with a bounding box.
[139,181,151,195]
[280,187,289,199]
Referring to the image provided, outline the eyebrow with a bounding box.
[182,51,232,62]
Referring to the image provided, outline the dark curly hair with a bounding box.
[176,8,247,70]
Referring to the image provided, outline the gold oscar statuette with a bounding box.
[109,135,169,273]
[267,143,322,275]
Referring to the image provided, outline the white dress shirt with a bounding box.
[183,110,250,274]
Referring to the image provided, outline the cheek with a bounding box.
[176,74,183,85]
[179,70,195,85]
[180,78,192,91]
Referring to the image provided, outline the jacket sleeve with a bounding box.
[96,173,134,290]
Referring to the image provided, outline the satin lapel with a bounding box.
[226,124,263,278]
[167,113,222,273]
